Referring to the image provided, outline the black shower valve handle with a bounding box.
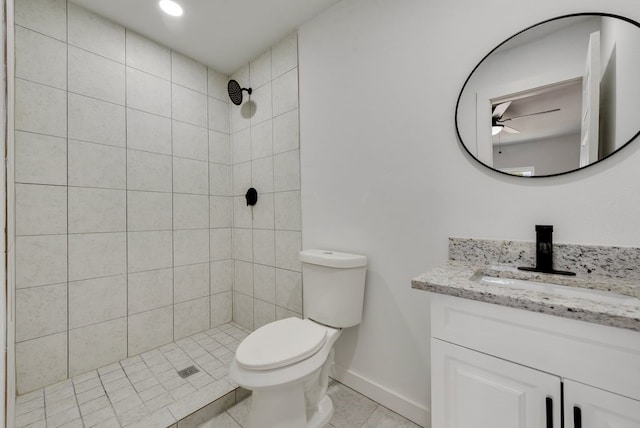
[245,188,258,206]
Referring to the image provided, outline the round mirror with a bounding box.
[456,13,640,177]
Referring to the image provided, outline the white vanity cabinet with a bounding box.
[564,380,640,428]
[430,294,640,428]
[432,339,561,428]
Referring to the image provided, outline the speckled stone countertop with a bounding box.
[412,239,640,332]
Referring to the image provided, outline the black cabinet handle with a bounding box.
[546,397,553,428]
[574,406,582,428]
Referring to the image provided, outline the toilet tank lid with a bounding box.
[299,249,367,269]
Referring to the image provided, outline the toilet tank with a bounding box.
[300,249,367,328]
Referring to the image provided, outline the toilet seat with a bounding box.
[236,318,328,370]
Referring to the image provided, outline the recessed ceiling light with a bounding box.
[159,0,183,17]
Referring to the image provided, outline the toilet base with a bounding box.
[247,385,334,428]
[308,395,334,428]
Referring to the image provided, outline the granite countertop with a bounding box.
[412,261,640,332]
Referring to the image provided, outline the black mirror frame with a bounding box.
[455,12,640,178]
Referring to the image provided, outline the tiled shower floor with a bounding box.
[15,323,251,428]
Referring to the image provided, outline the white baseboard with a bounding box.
[332,363,430,428]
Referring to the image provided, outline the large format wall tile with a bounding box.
[127,231,173,273]
[174,263,209,303]
[67,3,125,63]
[69,275,127,329]
[208,97,230,133]
[254,264,276,303]
[127,150,172,192]
[127,109,172,155]
[68,140,126,189]
[233,261,253,296]
[128,306,173,355]
[16,235,67,289]
[209,131,231,165]
[251,120,273,159]
[173,157,209,195]
[254,299,276,330]
[227,34,301,329]
[172,51,207,94]
[174,229,209,266]
[172,84,207,127]
[16,284,67,342]
[16,184,67,235]
[126,31,171,80]
[127,268,173,315]
[173,194,209,230]
[273,109,299,154]
[174,297,210,340]
[12,1,240,392]
[208,68,229,102]
[172,121,208,161]
[210,260,233,294]
[127,191,173,231]
[272,69,299,117]
[211,292,232,327]
[68,187,126,233]
[250,83,272,125]
[68,233,127,281]
[15,131,67,186]
[15,79,66,138]
[69,318,127,376]
[68,93,126,147]
[272,33,297,79]
[210,229,232,261]
[16,333,68,394]
[15,26,66,89]
[15,0,67,42]
[127,67,171,117]
[68,46,125,105]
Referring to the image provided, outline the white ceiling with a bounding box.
[492,80,582,146]
[70,0,342,75]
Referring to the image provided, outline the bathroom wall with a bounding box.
[299,0,640,425]
[13,0,233,394]
[492,134,580,175]
[228,34,304,331]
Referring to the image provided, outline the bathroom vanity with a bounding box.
[413,239,640,428]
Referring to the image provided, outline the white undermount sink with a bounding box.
[476,275,639,306]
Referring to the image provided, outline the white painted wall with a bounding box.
[493,134,581,176]
[298,0,640,426]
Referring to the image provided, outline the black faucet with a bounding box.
[518,225,575,276]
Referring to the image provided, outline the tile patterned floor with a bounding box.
[199,381,422,428]
[15,322,422,428]
[14,323,251,428]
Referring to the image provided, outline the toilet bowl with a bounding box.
[230,249,367,428]
[230,317,341,428]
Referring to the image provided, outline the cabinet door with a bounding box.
[432,339,561,428]
[565,379,640,428]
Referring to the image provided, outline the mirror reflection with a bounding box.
[456,14,640,177]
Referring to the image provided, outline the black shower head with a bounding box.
[228,79,252,105]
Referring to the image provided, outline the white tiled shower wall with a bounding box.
[13,0,236,394]
[13,0,303,396]
[228,35,303,331]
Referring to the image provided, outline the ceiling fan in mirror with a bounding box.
[491,100,561,135]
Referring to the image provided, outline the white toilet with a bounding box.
[230,249,367,428]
